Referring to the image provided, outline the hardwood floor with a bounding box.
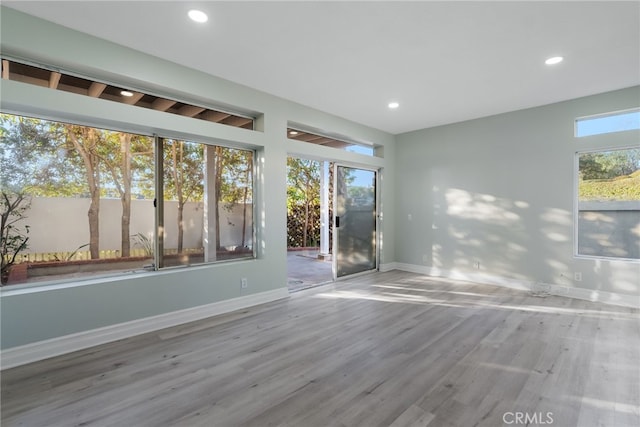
[2,271,639,426]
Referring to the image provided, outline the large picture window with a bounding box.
[0,113,254,286]
[576,147,640,260]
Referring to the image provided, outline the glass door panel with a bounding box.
[334,166,377,278]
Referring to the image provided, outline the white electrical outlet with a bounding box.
[474,261,480,269]
[241,278,248,288]
[574,272,582,282]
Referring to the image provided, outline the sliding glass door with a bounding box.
[333,165,377,278]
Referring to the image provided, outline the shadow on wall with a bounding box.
[578,201,640,260]
[430,186,567,284]
[426,186,638,296]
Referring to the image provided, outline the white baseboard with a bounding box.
[1,288,289,370]
[393,263,640,309]
[379,262,399,272]
[558,286,640,308]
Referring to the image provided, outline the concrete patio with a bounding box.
[286,249,333,292]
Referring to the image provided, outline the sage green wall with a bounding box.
[0,7,396,349]
[395,87,640,299]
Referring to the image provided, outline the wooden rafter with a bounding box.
[221,116,252,127]
[294,133,324,142]
[323,140,351,149]
[177,105,206,117]
[87,82,106,97]
[1,58,254,130]
[48,71,62,89]
[1,59,9,79]
[123,92,144,105]
[313,137,336,145]
[288,129,353,149]
[151,98,177,112]
[201,111,231,122]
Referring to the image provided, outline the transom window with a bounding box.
[1,58,255,130]
[287,127,376,156]
[575,109,640,137]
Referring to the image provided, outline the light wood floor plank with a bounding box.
[2,271,638,426]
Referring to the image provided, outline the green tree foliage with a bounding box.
[287,158,320,247]
[0,191,30,285]
[579,149,640,180]
[0,114,84,196]
[102,133,153,256]
[2,112,253,266]
[217,148,253,248]
[64,124,107,259]
[1,113,155,259]
[579,148,640,201]
[163,141,253,252]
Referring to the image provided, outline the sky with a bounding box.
[576,110,640,137]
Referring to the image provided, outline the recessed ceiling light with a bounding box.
[188,9,208,23]
[545,56,563,65]
[289,130,299,135]
[388,102,399,109]
[120,90,134,97]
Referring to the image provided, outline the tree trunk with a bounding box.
[214,146,223,250]
[88,187,100,259]
[241,185,248,248]
[239,161,251,248]
[303,197,309,247]
[177,201,184,253]
[120,134,132,257]
[67,126,100,259]
[171,141,185,253]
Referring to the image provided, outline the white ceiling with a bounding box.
[4,1,640,135]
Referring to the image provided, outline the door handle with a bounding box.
[335,216,340,228]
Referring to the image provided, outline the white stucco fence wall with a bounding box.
[21,197,253,254]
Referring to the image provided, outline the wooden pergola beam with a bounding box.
[151,98,176,112]
[294,133,324,142]
[1,58,254,130]
[221,116,253,127]
[322,140,351,149]
[123,92,144,105]
[1,60,9,79]
[201,111,231,122]
[87,82,106,97]
[313,137,337,145]
[177,105,206,117]
[48,71,62,89]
